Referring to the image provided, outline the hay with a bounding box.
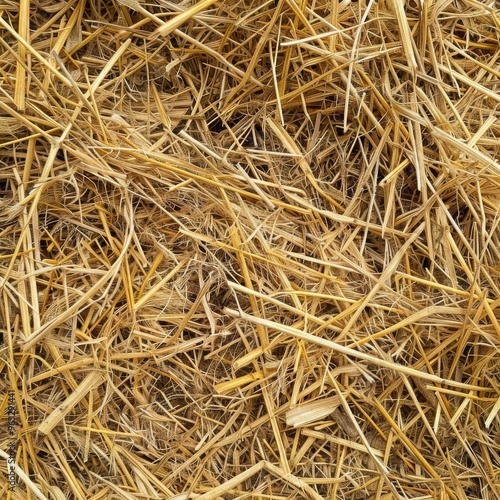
[1,0,499,498]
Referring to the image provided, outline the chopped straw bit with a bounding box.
[1,0,499,498]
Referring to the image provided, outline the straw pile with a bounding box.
[1,0,499,498]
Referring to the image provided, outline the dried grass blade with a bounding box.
[154,0,218,37]
[392,0,417,71]
[14,0,30,109]
[225,308,486,392]
[286,396,342,427]
[38,371,105,435]
[133,257,188,311]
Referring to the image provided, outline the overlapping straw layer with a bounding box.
[1,0,499,498]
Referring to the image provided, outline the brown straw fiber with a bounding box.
[1,0,500,498]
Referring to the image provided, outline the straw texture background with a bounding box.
[1,0,500,499]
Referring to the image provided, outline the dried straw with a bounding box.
[1,0,499,499]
